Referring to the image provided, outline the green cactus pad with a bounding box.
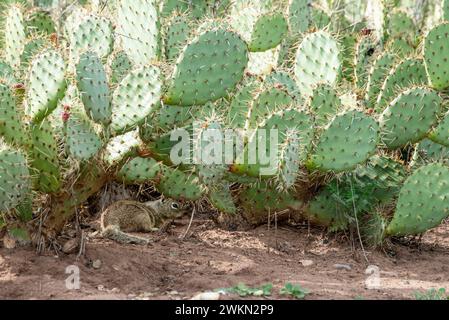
[20,37,47,69]
[164,28,248,106]
[365,52,396,109]
[308,83,341,126]
[160,0,189,17]
[102,129,141,166]
[294,30,341,97]
[193,121,228,187]
[238,181,302,225]
[209,183,236,214]
[309,110,379,172]
[0,143,30,212]
[26,49,66,122]
[116,0,160,65]
[4,5,26,68]
[30,120,61,193]
[165,14,190,61]
[156,166,204,201]
[117,157,161,184]
[248,12,288,52]
[155,105,193,133]
[0,84,29,147]
[227,81,259,128]
[376,58,427,111]
[246,87,293,128]
[413,139,449,166]
[278,130,302,190]
[339,33,357,82]
[111,65,162,134]
[233,109,313,178]
[310,6,331,29]
[386,38,415,58]
[265,71,301,101]
[108,51,132,84]
[424,23,449,90]
[25,10,55,36]
[387,10,415,38]
[429,110,449,147]
[386,163,449,236]
[354,34,378,90]
[288,0,310,34]
[379,87,441,149]
[0,61,17,86]
[76,51,111,126]
[303,186,349,231]
[68,14,113,60]
[65,110,102,161]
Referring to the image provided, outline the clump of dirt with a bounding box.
[1,216,449,300]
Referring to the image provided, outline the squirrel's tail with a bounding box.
[102,225,150,245]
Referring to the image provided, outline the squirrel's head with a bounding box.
[148,199,190,219]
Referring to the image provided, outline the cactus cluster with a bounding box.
[0,0,448,247]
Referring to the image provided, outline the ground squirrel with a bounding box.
[100,199,190,245]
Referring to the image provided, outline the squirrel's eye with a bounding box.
[171,203,179,210]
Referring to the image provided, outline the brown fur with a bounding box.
[100,199,189,245]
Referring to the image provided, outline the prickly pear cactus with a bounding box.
[164,28,248,106]
[424,23,449,90]
[0,141,30,212]
[294,30,341,97]
[379,87,441,149]
[0,83,28,147]
[67,14,113,60]
[30,120,61,193]
[76,51,111,126]
[156,167,204,201]
[4,5,26,68]
[65,109,102,161]
[108,51,132,84]
[1,0,449,246]
[116,0,161,65]
[365,52,396,109]
[386,164,449,236]
[376,58,427,111]
[288,0,310,34]
[248,12,288,52]
[429,110,449,147]
[111,65,162,134]
[117,157,161,184]
[308,110,379,172]
[26,49,66,122]
[308,83,341,126]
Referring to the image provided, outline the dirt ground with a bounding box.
[1,216,449,300]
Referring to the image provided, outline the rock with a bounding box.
[143,292,155,298]
[334,264,352,271]
[167,290,179,295]
[62,238,79,254]
[300,259,314,267]
[191,292,221,300]
[92,259,102,269]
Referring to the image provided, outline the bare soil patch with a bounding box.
[1,217,449,300]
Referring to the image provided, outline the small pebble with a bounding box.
[92,259,102,269]
[334,264,352,271]
[191,292,221,300]
[300,259,314,267]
